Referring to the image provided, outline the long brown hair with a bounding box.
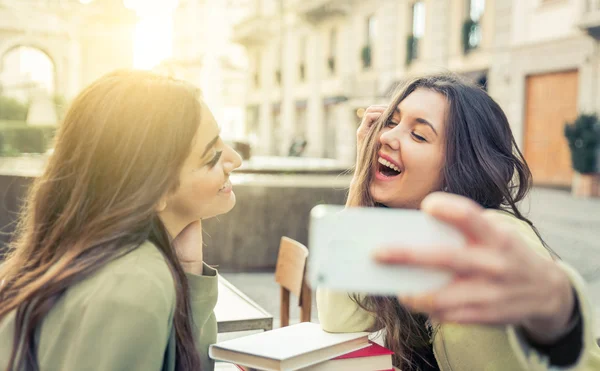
[0,70,203,370]
[348,74,550,370]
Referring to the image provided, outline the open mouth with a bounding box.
[219,179,232,192]
[377,157,402,177]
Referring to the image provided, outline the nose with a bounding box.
[223,145,243,174]
[379,128,400,151]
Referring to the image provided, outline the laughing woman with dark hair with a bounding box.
[317,74,600,371]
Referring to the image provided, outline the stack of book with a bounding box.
[209,322,394,371]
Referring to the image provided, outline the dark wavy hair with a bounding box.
[348,74,553,370]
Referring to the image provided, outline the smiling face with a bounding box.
[370,88,447,209]
[158,102,242,235]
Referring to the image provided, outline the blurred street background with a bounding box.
[0,0,598,336]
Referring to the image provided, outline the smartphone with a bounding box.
[307,205,465,296]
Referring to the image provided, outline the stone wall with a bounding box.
[0,174,32,254]
[0,173,350,272]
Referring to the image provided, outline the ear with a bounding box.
[155,197,168,213]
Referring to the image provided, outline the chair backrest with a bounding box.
[275,237,308,299]
[274,237,311,327]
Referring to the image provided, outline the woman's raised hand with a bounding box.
[357,105,387,149]
[373,192,576,345]
[172,220,204,275]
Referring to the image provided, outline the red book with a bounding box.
[303,341,394,371]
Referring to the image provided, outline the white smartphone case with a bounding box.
[307,205,465,296]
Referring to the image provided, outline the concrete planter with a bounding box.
[0,172,351,272]
[572,172,600,198]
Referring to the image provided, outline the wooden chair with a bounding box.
[274,237,312,328]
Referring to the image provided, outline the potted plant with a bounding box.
[406,35,418,66]
[275,69,281,85]
[564,113,600,197]
[361,45,371,69]
[462,19,479,54]
[327,56,335,74]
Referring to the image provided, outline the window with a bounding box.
[271,103,281,155]
[246,105,260,139]
[366,15,377,42]
[294,101,307,139]
[464,0,485,52]
[253,49,261,88]
[327,28,337,75]
[469,0,485,20]
[255,0,262,15]
[362,15,376,69]
[299,36,307,82]
[412,2,425,39]
[323,104,337,159]
[407,1,425,64]
[275,44,282,85]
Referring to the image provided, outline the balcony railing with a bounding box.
[580,0,600,39]
[587,0,600,11]
[296,0,351,23]
[232,13,275,45]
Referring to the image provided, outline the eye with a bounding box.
[411,132,427,142]
[385,120,398,128]
[206,150,223,167]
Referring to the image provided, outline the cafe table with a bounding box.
[215,275,273,333]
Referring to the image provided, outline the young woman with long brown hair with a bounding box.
[317,74,600,371]
[0,69,242,370]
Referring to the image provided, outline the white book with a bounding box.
[209,322,370,371]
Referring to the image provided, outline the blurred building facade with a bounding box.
[232,0,600,184]
[0,0,136,101]
[232,0,495,163]
[491,0,596,187]
[156,0,249,142]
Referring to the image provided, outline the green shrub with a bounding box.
[327,56,335,74]
[53,94,68,120]
[0,96,29,121]
[0,123,55,156]
[406,35,418,66]
[462,19,479,54]
[361,45,372,69]
[564,114,599,174]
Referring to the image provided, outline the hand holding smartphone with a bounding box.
[307,205,465,296]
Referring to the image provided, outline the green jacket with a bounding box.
[0,241,218,371]
[317,210,600,371]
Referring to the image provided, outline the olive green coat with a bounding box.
[317,210,600,371]
[0,241,218,371]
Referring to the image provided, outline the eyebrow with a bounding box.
[394,107,438,136]
[201,136,220,158]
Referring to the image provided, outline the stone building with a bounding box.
[0,0,136,101]
[232,0,493,164]
[489,0,598,187]
[233,0,600,187]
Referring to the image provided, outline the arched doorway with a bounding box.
[0,46,58,124]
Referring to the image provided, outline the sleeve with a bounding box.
[485,210,600,371]
[186,263,218,329]
[506,261,600,371]
[185,263,219,368]
[316,287,376,333]
[37,264,175,371]
[526,290,584,366]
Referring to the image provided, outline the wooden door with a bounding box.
[524,70,579,186]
